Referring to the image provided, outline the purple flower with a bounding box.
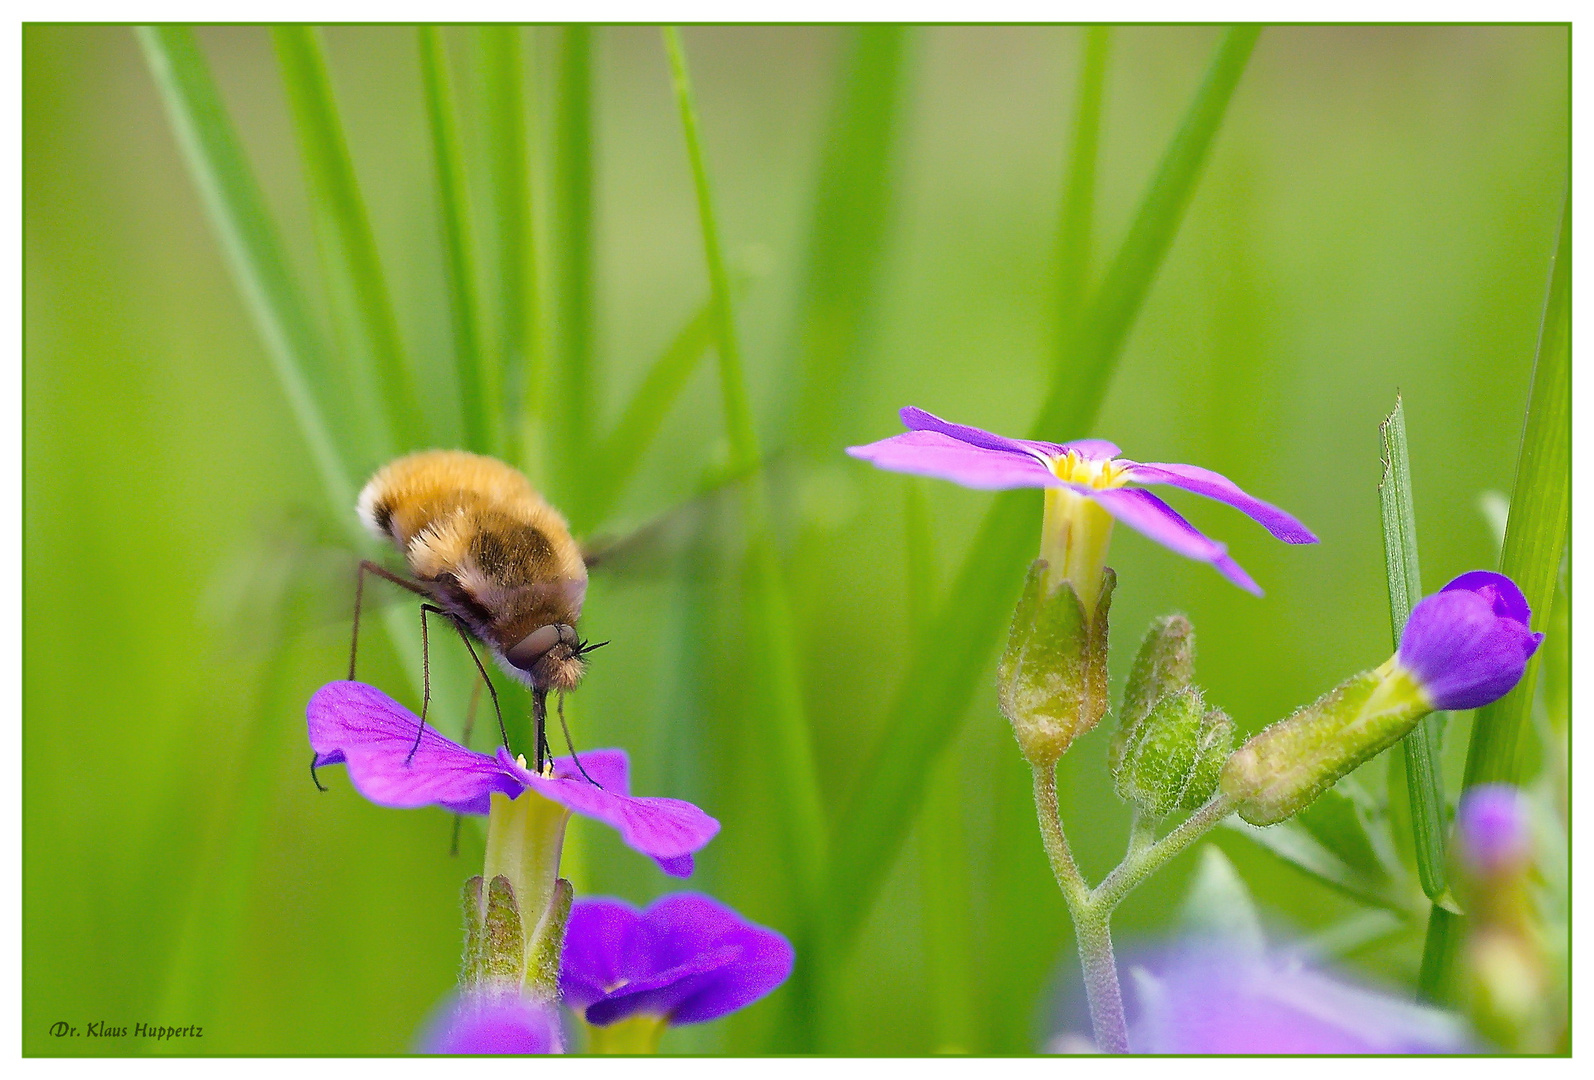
[1455,783,1534,878]
[417,991,563,1054]
[560,893,794,1027]
[1397,571,1543,711]
[846,407,1315,595]
[1131,945,1470,1053]
[308,680,720,876]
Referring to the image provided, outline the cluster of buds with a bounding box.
[1110,617,1233,819]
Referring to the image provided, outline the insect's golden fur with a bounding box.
[357,450,589,690]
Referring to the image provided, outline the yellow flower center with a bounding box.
[1037,451,1125,608]
[1048,449,1127,489]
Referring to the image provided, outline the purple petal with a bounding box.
[500,748,720,877]
[561,894,794,1028]
[846,430,1058,489]
[1123,461,1318,544]
[307,681,522,815]
[1455,784,1534,877]
[1059,438,1122,460]
[559,899,651,1011]
[1441,570,1532,627]
[417,992,563,1054]
[1086,487,1262,595]
[899,406,1069,458]
[640,894,795,1025]
[1398,586,1542,711]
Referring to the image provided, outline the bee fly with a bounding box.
[339,449,607,780]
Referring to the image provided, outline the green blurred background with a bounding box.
[24,24,1567,1054]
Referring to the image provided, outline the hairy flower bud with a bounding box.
[1221,666,1429,826]
[1111,614,1196,773]
[1114,687,1233,818]
[997,560,1114,767]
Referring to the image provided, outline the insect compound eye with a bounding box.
[506,624,578,671]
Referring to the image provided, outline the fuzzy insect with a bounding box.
[348,450,605,774]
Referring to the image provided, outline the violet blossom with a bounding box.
[1130,945,1470,1053]
[560,893,794,1048]
[417,992,564,1055]
[308,680,719,876]
[1455,783,1534,880]
[847,407,1316,598]
[1396,571,1544,712]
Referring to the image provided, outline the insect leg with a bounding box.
[350,560,431,681]
[444,616,508,749]
[556,693,602,788]
[407,603,446,764]
[310,752,327,792]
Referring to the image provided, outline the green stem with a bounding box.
[553,25,594,511]
[1093,794,1234,912]
[1032,764,1125,1051]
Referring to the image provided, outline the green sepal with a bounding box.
[483,874,526,986]
[1113,687,1233,818]
[460,875,487,987]
[523,877,573,1004]
[997,561,1114,767]
[1222,667,1430,826]
[1113,614,1195,769]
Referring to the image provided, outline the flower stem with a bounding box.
[1033,768,1237,1053]
[1093,793,1234,912]
[1032,764,1126,1051]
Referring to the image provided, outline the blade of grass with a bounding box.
[587,297,715,524]
[662,20,827,917]
[136,26,358,539]
[554,25,595,516]
[907,482,977,1053]
[826,26,1262,953]
[418,26,491,454]
[1378,395,1448,901]
[789,26,911,457]
[479,26,540,468]
[272,26,426,457]
[1051,26,1110,332]
[1424,190,1570,1000]
[1460,192,1570,789]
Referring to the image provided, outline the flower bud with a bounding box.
[1111,614,1195,773]
[1221,666,1429,826]
[1114,687,1233,818]
[997,560,1114,767]
[1398,571,1542,711]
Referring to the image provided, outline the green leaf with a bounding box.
[1222,818,1408,913]
[136,26,358,539]
[1461,191,1570,789]
[1179,846,1265,958]
[272,26,426,457]
[1295,785,1388,882]
[552,25,595,512]
[1425,189,1570,1003]
[1377,394,1448,900]
[1050,26,1110,341]
[586,298,716,525]
[418,26,491,454]
[789,26,912,457]
[825,27,1263,954]
[477,26,541,468]
[662,27,827,914]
